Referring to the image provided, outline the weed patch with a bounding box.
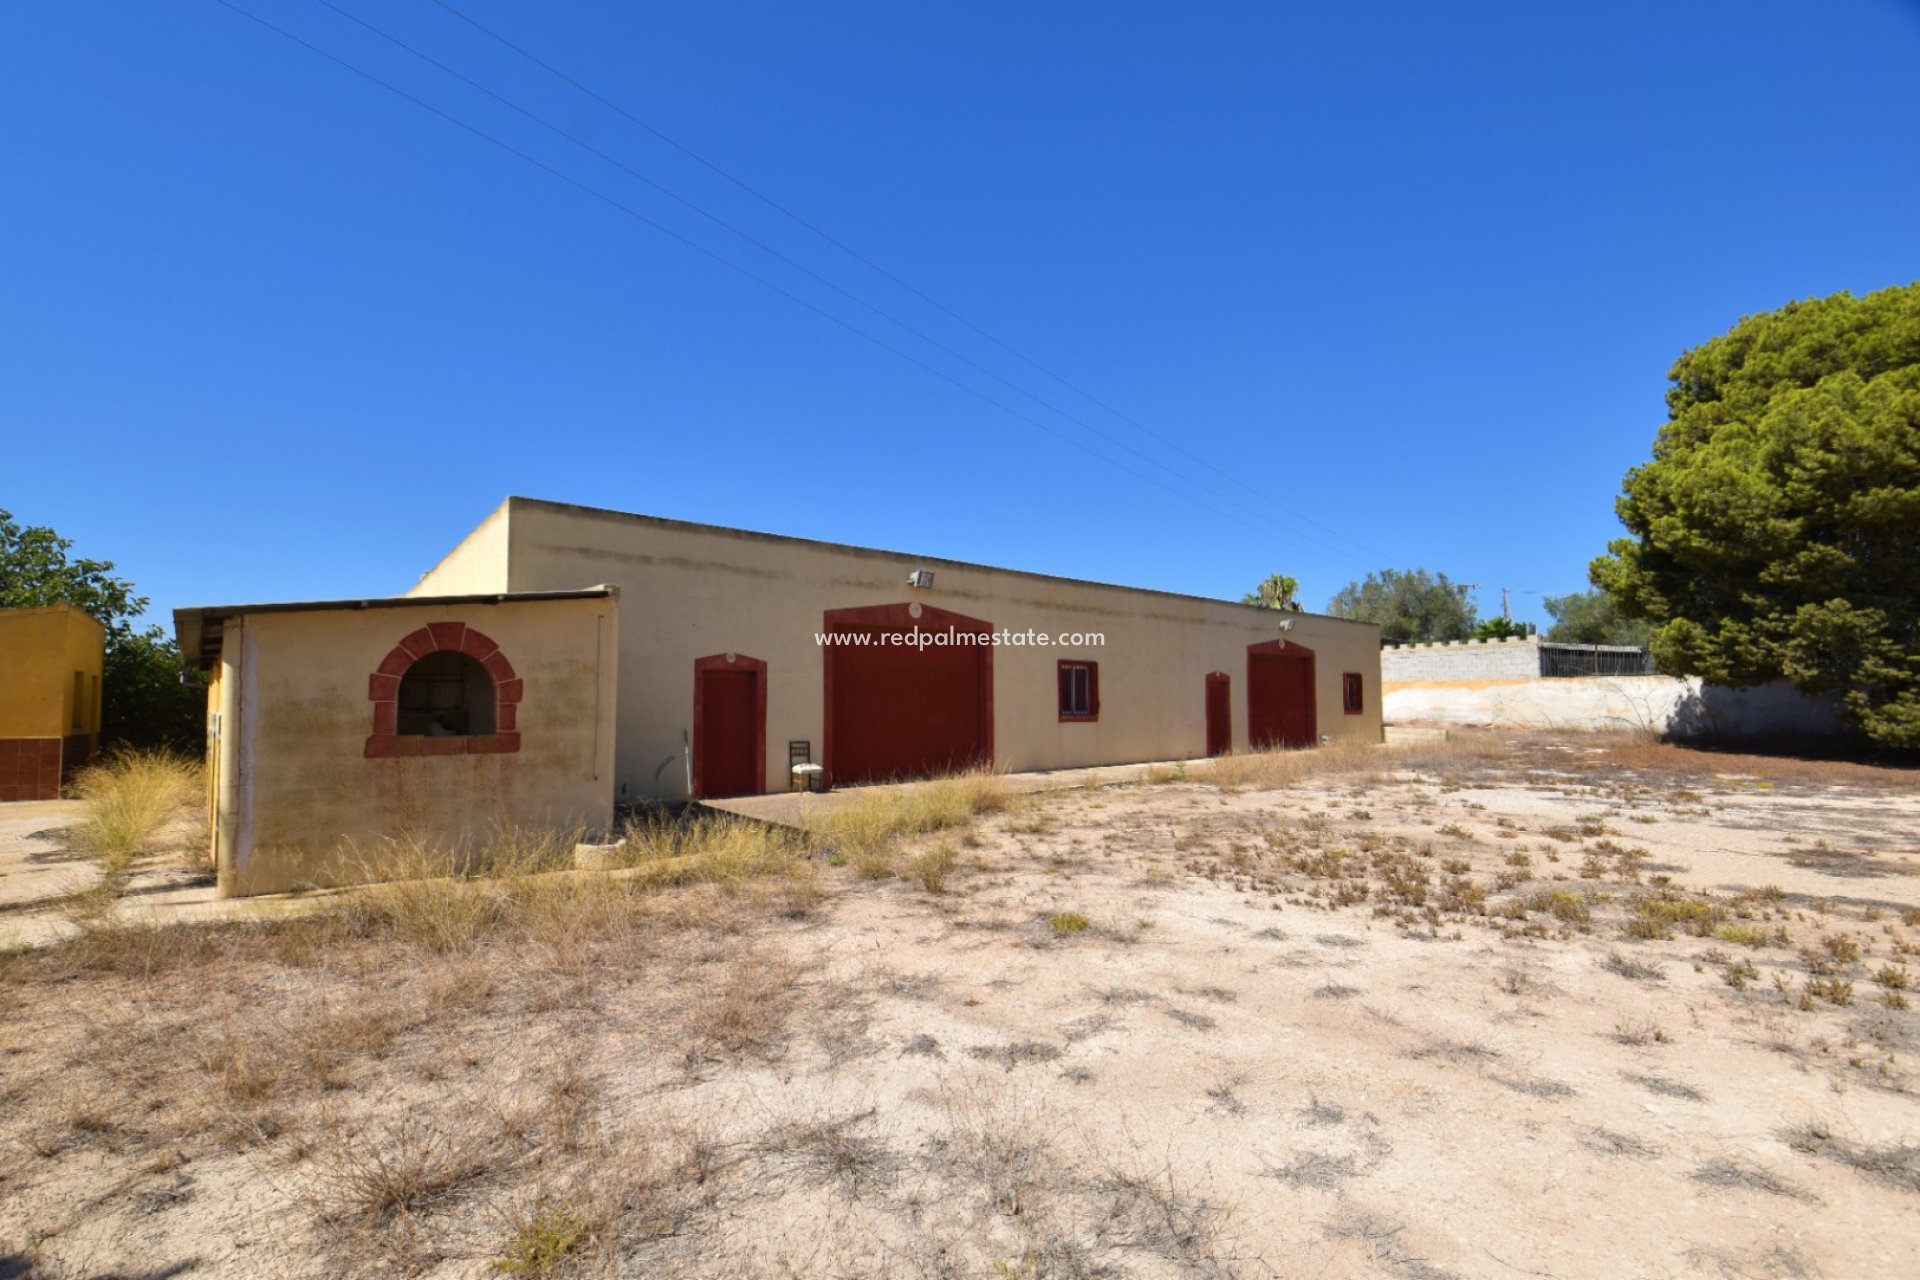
[70,750,201,885]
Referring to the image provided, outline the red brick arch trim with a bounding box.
[364,621,522,759]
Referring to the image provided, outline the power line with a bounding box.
[300,0,1372,566]
[209,0,1366,564]
[426,0,1392,564]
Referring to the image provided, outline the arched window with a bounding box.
[397,650,496,736]
[365,622,522,758]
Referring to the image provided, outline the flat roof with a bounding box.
[173,587,616,670]
[500,496,1380,628]
[0,600,108,630]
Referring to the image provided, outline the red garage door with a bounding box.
[824,603,993,787]
[1247,639,1316,750]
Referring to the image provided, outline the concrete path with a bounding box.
[0,800,93,908]
[698,757,1205,826]
[0,802,337,949]
[0,800,97,948]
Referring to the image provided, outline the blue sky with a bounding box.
[5,1,1917,632]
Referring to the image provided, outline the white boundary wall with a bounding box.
[1383,676,1843,737]
[1381,637,1541,681]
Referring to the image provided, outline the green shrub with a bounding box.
[494,1200,591,1275]
[1526,889,1590,925]
[1715,923,1768,948]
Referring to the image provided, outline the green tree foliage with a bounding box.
[1542,590,1651,647]
[0,509,144,623]
[101,626,207,753]
[1591,283,1920,747]
[1473,616,1536,641]
[1326,568,1476,644]
[1240,572,1302,610]
[0,510,206,752]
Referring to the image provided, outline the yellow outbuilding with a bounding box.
[0,603,106,801]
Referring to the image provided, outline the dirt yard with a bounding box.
[2,733,1917,1279]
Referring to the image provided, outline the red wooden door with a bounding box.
[1205,673,1231,756]
[697,668,759,797]
[1247,644,1316,750]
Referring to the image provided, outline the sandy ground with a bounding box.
[2,735,1918,1278]
[0,803,94,915]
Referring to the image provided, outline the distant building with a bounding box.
[0,603,105,801]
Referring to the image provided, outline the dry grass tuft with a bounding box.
[1208,734,1510,793]
[69,749,202,883]
[1691,1157,1814,1201]
[619,809,812,887]
[0,920,239,992]
[1611,1018,1670,1047]
[1601,950,1666,982]
[337,825,605,954]
[688,953,799,1059]
[1140,761,1190,785]
[1208,738,1386,791]
[761,1108,897,1194]
[906,842,960,894]
[1784,1121,1920,1194]
[807,767,1015,876]
[311,1113,503,1223]
[328,813,820,955]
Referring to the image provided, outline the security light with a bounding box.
[907,569,935,589]
[1277,618,1295,632]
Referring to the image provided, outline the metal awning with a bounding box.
[172,586,616,670]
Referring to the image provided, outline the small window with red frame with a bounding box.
[1058,661,1099,721]
[1342,672,1364,715]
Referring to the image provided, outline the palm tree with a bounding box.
[1241,573,1301,611]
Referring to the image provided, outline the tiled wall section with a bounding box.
[62,734,95,781]
[0,738,62,802]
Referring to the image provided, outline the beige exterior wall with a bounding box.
[0,603,105,739]
[409,501,512,596]
[209,593,618,896]
[476,498,1382,802]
